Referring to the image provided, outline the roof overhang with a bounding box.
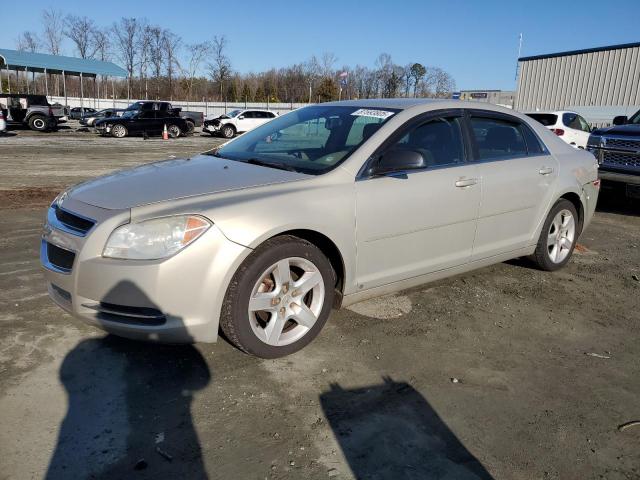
[0,48,127,77]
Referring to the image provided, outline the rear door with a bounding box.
[236,111,256,132]
[562,112,591,149]
[468,112,559,260]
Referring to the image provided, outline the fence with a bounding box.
[47,96,309,118]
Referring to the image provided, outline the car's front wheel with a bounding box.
[221,125,235,138]
[221,236,335,358]
[531,199,578,271]
[28,115,48,132]
[111,124,128,138]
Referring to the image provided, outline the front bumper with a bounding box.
[40,198,250,343]
[598,169,640,185]
[203,122,221,133]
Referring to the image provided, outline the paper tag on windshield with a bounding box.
[351,109,394,119]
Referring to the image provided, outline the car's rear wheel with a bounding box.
[185,120,195,134]
[221,236,335,358]
[167,124,181,138]
[111,124,128,138]
[222,125,235,138]
[531,199,578,271]
[29,115,48,132]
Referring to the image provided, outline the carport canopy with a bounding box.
[0,48,127,77]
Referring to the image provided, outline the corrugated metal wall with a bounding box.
[515,45,640,111]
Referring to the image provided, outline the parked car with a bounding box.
[125,101,203,133]
[94,105,189,138]
[79,108,124,127]
[41,99,599,358]
[525,111,591,149]
[69,107,97,120]
[587,108,640,198]
[0,109,6,133]
[204,109,278,138]
[0,94,58,131]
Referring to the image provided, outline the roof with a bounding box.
[323,98,447,110]
[519,41,640,62]
[0,48,127,77]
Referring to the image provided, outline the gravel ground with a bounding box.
[0,127,639,480]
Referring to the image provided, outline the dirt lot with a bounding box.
[0,126,639,480]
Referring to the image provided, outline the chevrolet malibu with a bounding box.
[41,99,600,358]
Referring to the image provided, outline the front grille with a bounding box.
[601,150,640,170]
[47,243,76,271]
[605,138,640,150]
[54,205,95,235]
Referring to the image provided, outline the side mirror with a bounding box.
[373,148,426,176]
[238,115,245,120]
[612,115,628,126]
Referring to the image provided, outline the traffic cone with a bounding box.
[162,124,169,140]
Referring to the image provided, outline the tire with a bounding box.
[185,120,195,134]
[167,124,181,138]
[221,235,335,358]
[28,115,48,132]
[111,124,128,138]
[222,124,235,139]
[531,199,578,271]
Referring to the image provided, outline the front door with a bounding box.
[355,113,481,290]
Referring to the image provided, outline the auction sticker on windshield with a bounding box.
[351,109,395,119]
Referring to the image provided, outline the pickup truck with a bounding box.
[0,94,64,132]
[587,109,640,198]
[125,101,203,133]
[94,102,189,138]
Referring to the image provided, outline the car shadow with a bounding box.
[45,281,211,480]
[320,377,493,479]
[596,184,640,217]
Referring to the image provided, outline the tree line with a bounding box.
[7,9,456,103]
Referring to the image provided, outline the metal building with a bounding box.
[515,42,640,123]
[458,90,516,108]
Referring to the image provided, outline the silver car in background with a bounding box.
[41,99,600,358]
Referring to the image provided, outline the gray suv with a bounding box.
[0,94,59,131]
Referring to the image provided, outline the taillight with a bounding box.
[593,179,601,188]
[551,128,564,136]
[0,110,4,119]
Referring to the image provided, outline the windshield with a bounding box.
[225,109,242,118]
[629,110,640,124]
[120,110,137,119]
[214,105,398,175]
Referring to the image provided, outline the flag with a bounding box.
[339,71,348,78]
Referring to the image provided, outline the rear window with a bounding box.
[526,113,557,127]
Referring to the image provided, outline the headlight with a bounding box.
[103,215,211,260]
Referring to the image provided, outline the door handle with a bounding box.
[455,178,478,188]
[539,167,554,175]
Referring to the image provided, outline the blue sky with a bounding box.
[1,0,638,90]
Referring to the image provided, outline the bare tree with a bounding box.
[208,35,231,101]
[320,52,337,78]
[112,17,140,99]
[16,31,40,52]
[149,27,165,99]
[162,30,181,101]
[65,15,98,58]
[303,55,320,103]
[42,9,64,55]
[182,41,211,102]
[138,23,152,99]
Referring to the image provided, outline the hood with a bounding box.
[67,154,309,210]
[592,123,640,137]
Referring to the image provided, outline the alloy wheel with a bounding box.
[248,257,325,347]
[547,209,575,263]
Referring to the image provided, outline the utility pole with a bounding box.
[514,33,523,81]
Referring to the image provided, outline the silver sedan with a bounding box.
[41,99,600,358]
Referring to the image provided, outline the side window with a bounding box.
[470,117,527,160]
[242,111,254,119]
[392,116,465,167]
[267,112,276,118]
[577,115,591,132]
[563,113,579,129]
[139,111,156,119]
[521,122,547,155]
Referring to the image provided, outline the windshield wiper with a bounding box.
[245,158,298,172]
